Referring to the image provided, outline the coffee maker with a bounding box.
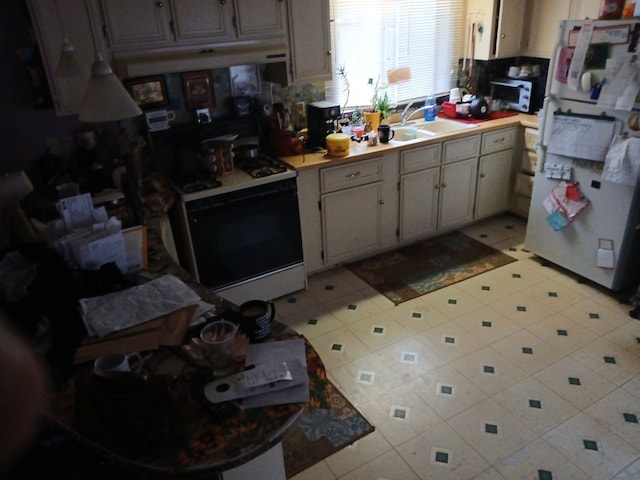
[306,101,341,149]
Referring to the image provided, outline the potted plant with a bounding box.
[365,76,389,132]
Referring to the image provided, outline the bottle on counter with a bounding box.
[424,93,436,122]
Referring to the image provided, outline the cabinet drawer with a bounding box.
[524,127,539,151]
[521,150,538,173]
[400,144,441,174]
[482,128,516,154]
[443,135,480,164]
[514,172,534,197]
[320,157,383,193]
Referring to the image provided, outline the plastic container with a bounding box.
[442,102,457,118]
[326,133,350,157]
[424,93,436,122]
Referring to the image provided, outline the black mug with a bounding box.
[237,300,275,342]
[378,125,395,143]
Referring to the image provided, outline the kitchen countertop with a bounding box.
[279,113,539,171]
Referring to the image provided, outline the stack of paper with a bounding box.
[41,192,146,274]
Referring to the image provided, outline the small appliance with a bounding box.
[306,101,341,149]
[489,77,544,113]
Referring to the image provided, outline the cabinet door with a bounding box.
[233,0,287,39]
[466,0,524,60]
[476,150,512,219]
[288,0,332,83]
[171,0,232,43]
[399,168,440,242]
[321,183,382,265]
[27,0,105,115]
[494,0,525,58]
[439,158,477,231]
[100,0,173,49]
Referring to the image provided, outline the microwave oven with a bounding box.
[490,77,543,113]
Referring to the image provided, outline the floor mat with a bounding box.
[346,230,517,305]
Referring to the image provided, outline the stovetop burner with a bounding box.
[236,155,288,178]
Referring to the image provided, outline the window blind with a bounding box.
[326,0,465,112]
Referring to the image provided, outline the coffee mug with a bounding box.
[93,352,143,376]
[238,300,275,342]
[378,125,395,143]
[145,109,176,132]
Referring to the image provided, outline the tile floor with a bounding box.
[275,214,640,480]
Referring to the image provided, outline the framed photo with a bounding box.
[181,70,215,110]
[124,75,168,109]
[229,64,261,96]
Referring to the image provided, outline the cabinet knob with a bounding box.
[501,34,506,39]
[345,171,361,179]
[219,0,226,4]
[434,184,440,190]
[156,1,163,7]
[441,183,447,188]
[480,173,486,178]
[379,199,385,205]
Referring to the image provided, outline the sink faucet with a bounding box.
[401,101,429,125]
[401,101,415,125]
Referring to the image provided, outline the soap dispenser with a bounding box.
[424,93,436,122]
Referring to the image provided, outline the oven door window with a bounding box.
[187,190,303,290]
[491,84,521,104]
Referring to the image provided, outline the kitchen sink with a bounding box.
[389,117,478,142]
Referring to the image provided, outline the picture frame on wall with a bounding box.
[181,70,215,110]
[229,64,261,96]
[124,75,168,109]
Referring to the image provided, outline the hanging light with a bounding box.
[78,51,142,123]
[54,0,83,78]
[77,0,142,124]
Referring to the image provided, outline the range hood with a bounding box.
[113,41,289,78]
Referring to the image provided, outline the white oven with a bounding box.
[170,159,306,305]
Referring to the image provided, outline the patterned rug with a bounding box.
[346,231,517,305]
[283,380,374,478]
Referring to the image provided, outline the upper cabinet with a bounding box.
[26,0,106,116]
[466,0,526,60]
[99,0,287,51]
[522,0,600,58]
[287,0,332,83]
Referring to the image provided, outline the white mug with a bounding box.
[145,109,176,132]
[93,352,143,376]
[508,66,521,77]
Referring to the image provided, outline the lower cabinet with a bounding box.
[299,128,516,275]
[439,158,478,230]
[321,182,384,265]
[319,155,398,266]
[475,150,513,219]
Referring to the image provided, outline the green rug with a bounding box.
[346,231,517,305]
[283,381,374,478]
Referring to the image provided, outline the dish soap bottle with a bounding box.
[424,93,436,122]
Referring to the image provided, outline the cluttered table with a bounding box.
[43,224,331,478]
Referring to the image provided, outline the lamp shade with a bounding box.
[78,53,142,123]
[55,39,84,78]
[0,171,34,208]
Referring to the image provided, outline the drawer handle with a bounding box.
[493,137,506,144]
[346,171,361,179]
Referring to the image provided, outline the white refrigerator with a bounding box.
[524,18,640,291]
